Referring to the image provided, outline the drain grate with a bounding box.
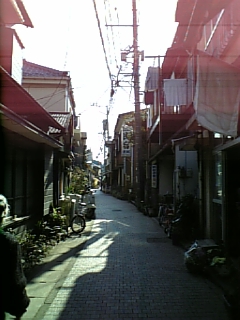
[147,237,169,243]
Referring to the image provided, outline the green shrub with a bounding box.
[68,166,88,194]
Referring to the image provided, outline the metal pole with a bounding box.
[132,0,141,207]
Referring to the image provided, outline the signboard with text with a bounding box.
[121,126,132,157]
[151,164,157,188]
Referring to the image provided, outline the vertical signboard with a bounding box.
[121,126,132,157]
[151,164,157,188]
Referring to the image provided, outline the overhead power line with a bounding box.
[104,0,118,69]
[92,0,112,81]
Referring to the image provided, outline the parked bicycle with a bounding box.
[70,202,86,234]
[158,202,174,237]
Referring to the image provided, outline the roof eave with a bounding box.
[1,66,64,132]
[15,0,34,28]
[0,103,63,148]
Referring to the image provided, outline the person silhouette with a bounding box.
[0,195,30,320]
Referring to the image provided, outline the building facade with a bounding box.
[143,0,240,256]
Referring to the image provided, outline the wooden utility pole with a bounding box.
[132,0,141,207]
[106,1,141,204]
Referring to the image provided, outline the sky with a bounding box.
[17,0,178,161]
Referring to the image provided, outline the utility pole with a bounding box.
[132,0,141,207]
[102,105,110,191]
[106,105,110,141]
[103,105,110,160]
[106,2,142,204]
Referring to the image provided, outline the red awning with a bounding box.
[0,103,63,148]
[0,66,64,133]
[0,0,33,27]
[15,0,34,27]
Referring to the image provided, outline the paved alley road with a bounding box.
[35,191,229,319]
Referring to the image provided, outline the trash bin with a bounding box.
[70,199,76,220]
[68,194,82,210]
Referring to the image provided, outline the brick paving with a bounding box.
[23,191,229,319]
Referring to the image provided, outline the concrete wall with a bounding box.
[24,86,66,112]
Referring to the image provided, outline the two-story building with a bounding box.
[22,60,85,202]
[0,0,68,231]
[144,0,240,256]
[105,110,147,201]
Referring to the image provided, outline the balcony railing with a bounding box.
[162,105,188,114]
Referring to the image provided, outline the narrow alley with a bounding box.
[23,191,229,320]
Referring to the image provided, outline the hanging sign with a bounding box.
[151,164,157,188]
[121,126,132,157]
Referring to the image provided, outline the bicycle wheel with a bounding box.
[71,214,86,234]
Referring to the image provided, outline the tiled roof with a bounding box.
[49,112,71,134]
[23,60,69,78]
[0,66,64,132]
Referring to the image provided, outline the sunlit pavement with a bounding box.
[16,190,229,320]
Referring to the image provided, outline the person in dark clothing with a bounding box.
[0,195,30,320]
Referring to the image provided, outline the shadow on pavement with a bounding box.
[48,213,229,320]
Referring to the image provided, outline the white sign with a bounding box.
[121,126,132,157]
[151,164,157,188]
